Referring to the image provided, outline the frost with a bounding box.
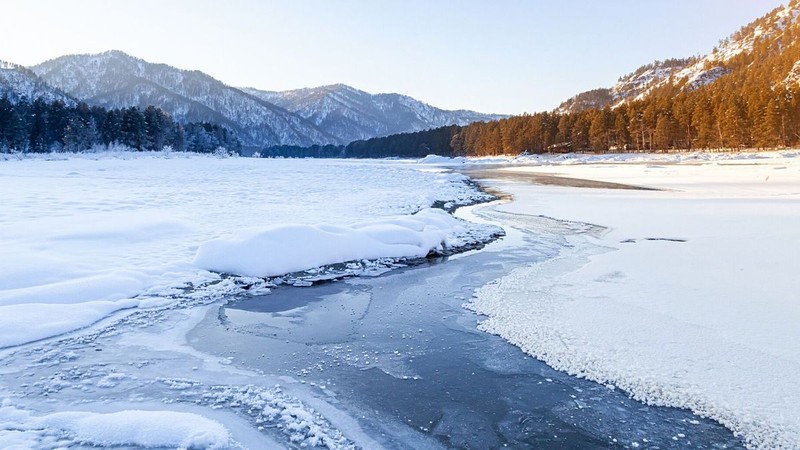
[467,151,800,449]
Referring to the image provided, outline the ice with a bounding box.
[0,300,140,348]
[467,151,800,449]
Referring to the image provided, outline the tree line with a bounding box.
[263,62,800,158]
[261,126,459,159]
[0,95,241,154]
[264,3,800,158]
[445,3,800,156]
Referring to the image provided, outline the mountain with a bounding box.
[558,0,800,114]
[31,51,337,147]
[558,58,699,114]
[29,51,502,148]
[243,84,506,144]
[0,60,75,105]
[370,0,800,156]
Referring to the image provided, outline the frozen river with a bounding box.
[190,204,743,448]
[5,152,792,448]
[0,201,743,449]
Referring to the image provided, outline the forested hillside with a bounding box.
[312,1,800,157]
[0,95,240,154]
[261,126,459,159]
[456,0,800,155]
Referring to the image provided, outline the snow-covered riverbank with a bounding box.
[0,154,497,349]
[466,151,800,449]
[0,154,506,448]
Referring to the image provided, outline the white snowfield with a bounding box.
[0,153,492,350]
[467,151,800,449]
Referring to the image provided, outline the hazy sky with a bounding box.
[1,0,786,114]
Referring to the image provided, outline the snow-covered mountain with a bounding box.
[31,51,337,147]
[558,58,695,114]
[558,1,800,114]
[243,84,505,144]
[28,51,503,147]
[0,60,75,105]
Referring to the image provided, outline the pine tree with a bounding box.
[589,109,611,151]
[29,98,50,153]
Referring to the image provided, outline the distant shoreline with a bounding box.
[461,167,657,190]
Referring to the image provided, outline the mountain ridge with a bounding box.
[31,50,338,147]
[26,50,502,147]
[0,59,76,105]
[558,0,800,114]
[242,83,506,144]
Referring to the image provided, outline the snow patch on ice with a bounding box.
[417,154,467,165]
[194,208,496,277]
[0,405,232,449]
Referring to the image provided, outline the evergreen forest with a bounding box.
[267,2,800,158]
[0,96,241,154]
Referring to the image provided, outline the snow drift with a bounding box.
[194,208,469,277]
[0,405,231,449]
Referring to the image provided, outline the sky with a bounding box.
[0,0,787,115]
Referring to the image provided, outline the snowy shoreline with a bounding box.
[0,155,500,350]
[0,154,513,449]
[464,151,800,449]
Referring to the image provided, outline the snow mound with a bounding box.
[417,154,466,165]
[0,406,231,449]
[194,208,470,277]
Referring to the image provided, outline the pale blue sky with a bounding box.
[1,0,786,114]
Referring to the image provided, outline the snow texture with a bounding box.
[466,151,800,449]
[195,208,476,277]
[0,153,493,349]
[0,405,231,449]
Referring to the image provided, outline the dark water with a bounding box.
[191,213,744,449]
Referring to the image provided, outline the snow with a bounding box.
[0,405,231,449]
[195,208,474,277]
[0,152,502,449]
[0,153,493,349]
[466,151,800,449]
[417,154,466,165]
[6,149,797,447]
[464,149,800,167]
